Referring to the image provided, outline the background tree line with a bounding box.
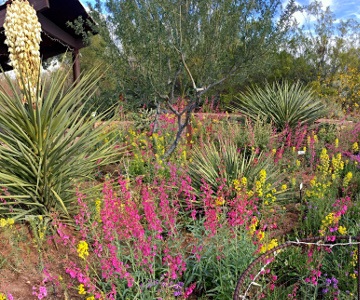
[76,0,360,119]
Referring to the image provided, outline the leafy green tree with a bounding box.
[89,0,297,156]
[286,1,360,82]
[80,35,123,115]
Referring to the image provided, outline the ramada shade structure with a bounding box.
[0,0,96,81]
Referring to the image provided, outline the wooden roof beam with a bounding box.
[37,13,85,50]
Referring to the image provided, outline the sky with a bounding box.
[288,0,360,25]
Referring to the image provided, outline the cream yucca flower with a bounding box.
[4,0,42,106]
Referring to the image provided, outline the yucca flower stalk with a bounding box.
[4,0,42,107]
[0,0,121,222]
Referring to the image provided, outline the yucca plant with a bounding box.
[0,0,120,222]
[188,139,278,194]
[231,81,326,131]
[0,67,120,222]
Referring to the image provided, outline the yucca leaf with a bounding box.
[0,66,123,221]
[231,81,326,130]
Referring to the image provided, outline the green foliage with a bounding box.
[0,68,120,221]
[232,81,326,130]
[89,0,296,107]
[79,35,124,115]
[185,224,256,298]
[188,138,277,193]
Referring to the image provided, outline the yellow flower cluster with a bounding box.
[152,133,165,164]
[350,249,358,279]
[78,284,86,295]
[0,218,14,228]
[248,216,259,235]
[215,196,225,206]
[255,169,267,197]
[338,225,347,235]
[0,293,7,300]
[77,240,89,260]
[319,212,341,236]
[305,177,331,199]
[307,133,319,145]
[331,153,344,180]
[343,172,353,188]
[37,224,47,240]
[95,198,102,223]
[264,184,277,205]
[233,177,248,192]
[4,0,42,105]
[352,142,359,153]
[260,238,278,254]
[318,148,330,176]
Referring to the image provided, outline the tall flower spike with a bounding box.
[4,0,42,107]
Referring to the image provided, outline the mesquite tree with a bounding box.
[90,0,297,157]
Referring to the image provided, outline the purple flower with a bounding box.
[325,278,332,286]
[331,277,339,286]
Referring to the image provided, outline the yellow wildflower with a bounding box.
[351,249,358,267]
[241,177,248,186]
[338,226,347,235]
[281,184,287,191]
[215,197,225,206]
[259,169,266,184]
[78,284,86,295]
[291,177,296,187]
[77,240,89,260]
[343,172,353,187]
[95,199,102,222]
[0,219,7,228]
[248,216,259,235]
[181,150,187,161]
[247,190,254,197]
[257,230,265,241]
[233,179,240,191]
[318,148,330,176]
[352,142,359,153]
[255,180,263,197]
[0,293,6,300]
[260,239,278,254]
[334,138,339,148]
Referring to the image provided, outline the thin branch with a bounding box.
[181,53,197,90]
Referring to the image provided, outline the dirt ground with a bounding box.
[0,224,82,300]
